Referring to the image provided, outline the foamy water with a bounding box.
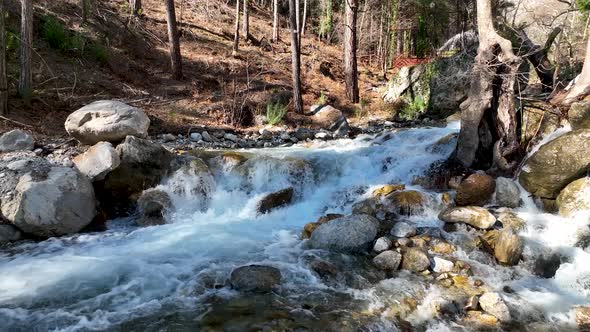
[0,121,588,331]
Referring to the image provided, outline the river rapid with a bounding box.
[1,122,589,331]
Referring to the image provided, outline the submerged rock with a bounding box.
[302,214,343,239]
[137,189,173,226]
[519,129,590,199]
[256,187,294,214]
[65,100,150,145]
[0,224,23,244]
[229,265,281,293]
[401,248,430,272]
[309,214,379,252]
[0,129,34,152]
[372,184,405,198]
[439,206,496,229]
[479,292,511,322]
[556,177,590,217]
[373,250,402,271]
[390,221,417,238]
[455,173,495,206]
[494,177,520,208]
[73,142,121,181]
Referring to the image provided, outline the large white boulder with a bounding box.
[65,100,150,145]
[73,142,121,181]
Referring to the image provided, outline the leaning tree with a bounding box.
[453,0,522,174]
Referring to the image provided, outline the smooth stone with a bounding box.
[479,292,511,322]
[438,206,497,229]
[0,129,34,152]
[73,142,121,181]
[373,250,402,271]
[229,265,281,293]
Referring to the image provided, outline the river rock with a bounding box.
[569,100,590,130]
[574,306,590,330]
[494,229,523,266]
[256,187,294,214]
[294,127,314,141]
[0,129,34,152]
[0,224,23,244]
[391,221,417,238]
[65,100,150,145]
[373,250,402,271]
[432,257,454,273]
[556,177,590,217]
[73,142,121,181]
[401,248,431,272]
[384,190,426,216]
[519,129,590,199]
[99,136,173,213]
[373,236,393,253]
[229,265,282,293]
[494,177,520,208]
[351,197,381,217]
[455,174,495,206]
[479,292,511,322]
[1,158,96,237]
[137,189,173,226]
[439,206,496,229]
[309,214,379,252]
[496,209,526,232]
[372,184,405,198]
[309,105,350,136]
[302,213,343,239]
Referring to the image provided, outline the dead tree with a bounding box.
[242,0,249,41]
[0,0,7,114]
[344,0,359,103]
[19,0,33,98]
[131,0,142,16]
[272,0,279,42]
[561,36,590,105]
[288,0,303,113]
[233,0,240,55]
[301,0,308,36]
[454,0,522,173]
[165,0,183,80]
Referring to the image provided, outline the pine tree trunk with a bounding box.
[272,0,279,42]
[344,0,359,103]
[233,0,240,55]
[288,0,303,113]
[165,0,183,80]
[242,0,249,41]
[19,0,33,99]
[0,0,8,115]
[454,0,521,173]
[301,0,307,36]
[131,0,142,16]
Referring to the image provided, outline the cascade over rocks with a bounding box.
[519,129,590,199]
[65,100,150,145]
[556,177,590,217]
[455,173,495,206]
[0,153,96,237]
[309,214,379,252]
[0,129,34,152]
[73,142,121,181]
[229,265,282,293]
[308,105,350,137]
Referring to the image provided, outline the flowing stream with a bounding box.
[1,122,589,331]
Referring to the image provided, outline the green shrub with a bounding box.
[266,102,287,125]
[398,96,426,121]
[316,91,327,105]
[43,16,70,50]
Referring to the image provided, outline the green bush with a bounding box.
[398,96,426,121]
[43,16,70,50]
[266,102,287,125]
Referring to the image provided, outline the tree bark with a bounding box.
[454,0,521,173]
[301,0,308,36]
[81,0,88,22]
[344,0,359,103]
[272,0,279,42]
[0,0,8,115]
[131,0,142,16]
[562,36,590,105]
[165,0,183,80]
[242,0,249,41]
[233,0,240,55]
[288,0,303,113]
[19,0,33,99]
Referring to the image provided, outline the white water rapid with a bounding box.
[0,122,589,331]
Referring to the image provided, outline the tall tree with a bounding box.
[242,0,249,40]
[81,0,88,22]
[233,0,240,55]
[0,0,8,115]
[301,0,308,36]
[344,0,359,103]
[164,0,183,80]
[288,0,303,113]
[131,0,142,16]
[454,0,521,172]
[19,0,33,99]
[272,0,279,42]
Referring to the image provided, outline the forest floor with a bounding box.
[1,0,396,141]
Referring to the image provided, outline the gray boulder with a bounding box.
[373,250,402,271]
[0,154,96,237]
[439,206,496,229]
[309,214,379,252]
[137,189,173,226]
[73,142,121,181]
[494,177,520,208]
[0,224,23,244]
[556,177,590,217]
[569,100,590,130]
[309,105,350,136]
[230,265,282,293]
[0,129,34,152]
[479,292,511,322]
[519,129,590,199]
[65,100,150,145]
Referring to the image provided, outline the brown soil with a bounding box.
[1,0,395,142]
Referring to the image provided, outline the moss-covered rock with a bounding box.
[556,177,590,217]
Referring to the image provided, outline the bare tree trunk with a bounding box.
[344,0,359,103]
[131,0,142,16]
[0,0,8,115]
[81,0,88,22]
[233,0,240,55]
[301,0,308,36]
[242,0,249,41]
[288,0,303,113]
[19,0,32,99]
[272,0,279,42]
[165,0,183,80]
[454,0,521,173]
[562,36,590,105]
